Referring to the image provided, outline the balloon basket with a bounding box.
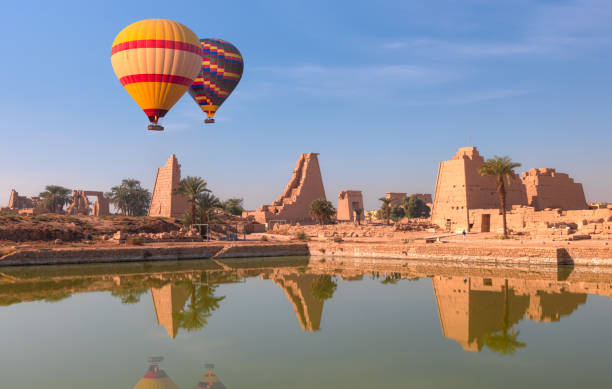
[205,118,215,124]
[147,124,164,131]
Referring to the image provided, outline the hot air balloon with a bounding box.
[111,19,203,131]
[188,39,244,124]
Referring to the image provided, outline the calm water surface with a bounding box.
[1,257,611,388]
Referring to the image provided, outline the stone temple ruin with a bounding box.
[6,190,41,214]
[5,189,109,216]
[337,190,364,222]
[430,147,610,235]
[385,192,433,208]
[65,190,110,216]
[148,154,189,218]
[243,153,327,225]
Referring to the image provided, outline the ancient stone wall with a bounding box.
[337,190,364,221]
[521,168,587,210]
[413,193,433,204]
[7,190,40,210]
[385,192,407,207]
[468,206,612,236]
[148,155,189,218]
[66,190,110,216]
[66,190,90,215]
[243,153,326,224]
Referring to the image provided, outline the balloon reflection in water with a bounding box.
[194,363,227,389]
[133,357,179,389]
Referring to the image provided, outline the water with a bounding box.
[1,257,611,388]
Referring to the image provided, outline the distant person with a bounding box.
[462,229,466,240]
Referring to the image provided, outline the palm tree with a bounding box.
[403,195,430,218]
[309,199,336,225]
[105,179,151,216]
[478,156,521,237]
[221,198,245,216]
[195,192,222,223]
[39,185,72,213]
[378,197,392,225]
[173,176,211,225]
[354,208,364,225]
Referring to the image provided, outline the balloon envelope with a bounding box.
[188,38,244,121]
[111,19,202,124]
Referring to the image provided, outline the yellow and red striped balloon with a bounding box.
[111,19,202,126]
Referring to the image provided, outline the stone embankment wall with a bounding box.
[307,241,612,266]
[2,240,612,267]
[0,243,309,266]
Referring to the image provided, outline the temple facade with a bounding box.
[432,147,588,232]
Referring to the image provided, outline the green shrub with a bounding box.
[296,231,310,241]
[127,236,144,246]
[32,215,53,223]
[260,235,268,242]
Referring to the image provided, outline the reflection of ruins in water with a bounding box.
[149,266,329,336]
[152,284,190,339]
[433,276,588,352]
[270,274,324,331]
[3,257,612,352]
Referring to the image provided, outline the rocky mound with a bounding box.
[0,213,182,242]
[0,211,264,243]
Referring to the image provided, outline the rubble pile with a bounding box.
[271,221,438,240]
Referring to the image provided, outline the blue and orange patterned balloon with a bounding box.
[188,38,244,123]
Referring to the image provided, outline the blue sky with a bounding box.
[1,0,611,210]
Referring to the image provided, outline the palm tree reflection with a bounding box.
[172,277,225,333]
[483,281,526,355]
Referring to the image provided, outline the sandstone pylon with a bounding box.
[148,154,189,218]
[337,190,364,222]
[243,153,326,224]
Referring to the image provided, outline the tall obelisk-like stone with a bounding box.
[148,154,189,218]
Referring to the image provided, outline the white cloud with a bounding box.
[384,0,612,59]
[437,89,534,105]
[392,88,534,106]
[250,63,460,98]
[382,38,542,57]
